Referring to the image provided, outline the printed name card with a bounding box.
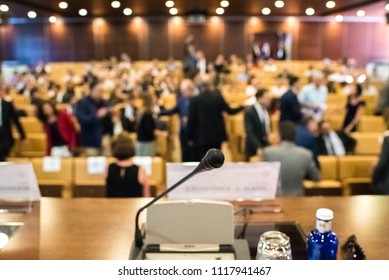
[167,162,280,201]
[0,162,41,201]
[87,157,107,174]
[42,156,62,172]
[133,156,152,176]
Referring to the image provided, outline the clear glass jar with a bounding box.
[256,230,292,260]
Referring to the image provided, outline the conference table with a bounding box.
[0,196,388,260]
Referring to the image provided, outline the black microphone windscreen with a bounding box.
[203,148,225,170]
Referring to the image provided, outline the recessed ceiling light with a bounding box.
[335,15,343,22]
[385,3,389,11]
[262,8,271,15]
[356,10,365,17]
[326,1,336,9]
[216,7,224,15]
[79,9,88,16]
[305,8,315,16]
[111,1,121,9]
[58,2,68,9]
[123,8,132,16]
[0,4,9,12]
[275,1,285,8]
[220,1,229,8]
[28,11,37,18]
[169,7,178,15]
[49,16,57,23]
[165,1,174,8]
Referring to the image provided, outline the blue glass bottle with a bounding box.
[307,208,338,260]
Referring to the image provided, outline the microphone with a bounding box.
[134,148,225,248]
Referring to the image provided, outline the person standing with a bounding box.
[75,82,111,156]
[342,83,365,134]
[159,79,196,162]
[244,88,272,160]
[37,101,78,156]
[299,72,328,121]
[280,77,302,124]
[187,75,244,161]
[0,85,26,161]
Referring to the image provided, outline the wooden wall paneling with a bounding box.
[342,23,369,66]
[47,23,73,62]
[322,21,343,60]
[169,17,189,60]
[148,20,169,60]
[224,20,245,58]
[297,22,323,60]
[123,20,141,61]
[71,23,95,62]
[367,22,389,62]
[103,22,126,60]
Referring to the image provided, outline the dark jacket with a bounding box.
[372,135,389,194]
[280,89,302,124]
[244,105,269,158]
[296,125,320,169]
[187,90,243,147]
[75,96,109,148]
[316,131,356,156]
[0,99,26,148]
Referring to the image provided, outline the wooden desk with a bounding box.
[1,196,388,260]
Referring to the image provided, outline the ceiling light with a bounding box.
[326,1,336,9]
[275,1,285,8]
[111,1,121,9]
[385,4,389,11]
[356,10,365,17]
[123,8,132,16]
[58,2,68,9]
[0,4,9,12]
[49,16,57,23]
[169,7,178,15]
[28,11,37,18]
[79,9,88,16]
[220,1,229,8]
[305,8,315,16]
[216,7,225,15]
[165,1,174,8]
[262,8,271,15]
[335,15,343,22]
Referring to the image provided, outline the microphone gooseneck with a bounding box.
[134,148,225,248]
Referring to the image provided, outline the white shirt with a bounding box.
[324,132,345,156]
[299,83,328,121]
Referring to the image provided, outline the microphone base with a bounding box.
[129,239,250,260]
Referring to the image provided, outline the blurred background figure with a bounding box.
[0,84,26,161]
[342,83,365,135]
[106,132,150,198]
[37,101,78,156]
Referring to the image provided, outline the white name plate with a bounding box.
[133,156,152,176]
[0,162,41,201]
[87,157,107,174]
[167,162,280,201]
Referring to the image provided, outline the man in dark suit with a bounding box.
[372,134,389,194]
[316,120,356,156]
[296,116,320,169]
[0,87,26,161]
[187,75,244,161]
[159,79,195,162]
[280,76,302,124]
[244,88,272,160]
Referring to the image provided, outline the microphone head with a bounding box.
[202,148,225,170]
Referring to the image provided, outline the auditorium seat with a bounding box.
[352,132,381,155]
[16,133,47,157]
[31,157,73,198]
[338,156,377,195]
[326,115,344,131]
[73,157,114,197]
[358,116,386,133]
[19,117,44,134]
[304,156,342,196]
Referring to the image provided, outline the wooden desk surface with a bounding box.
[1,196,388,260]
